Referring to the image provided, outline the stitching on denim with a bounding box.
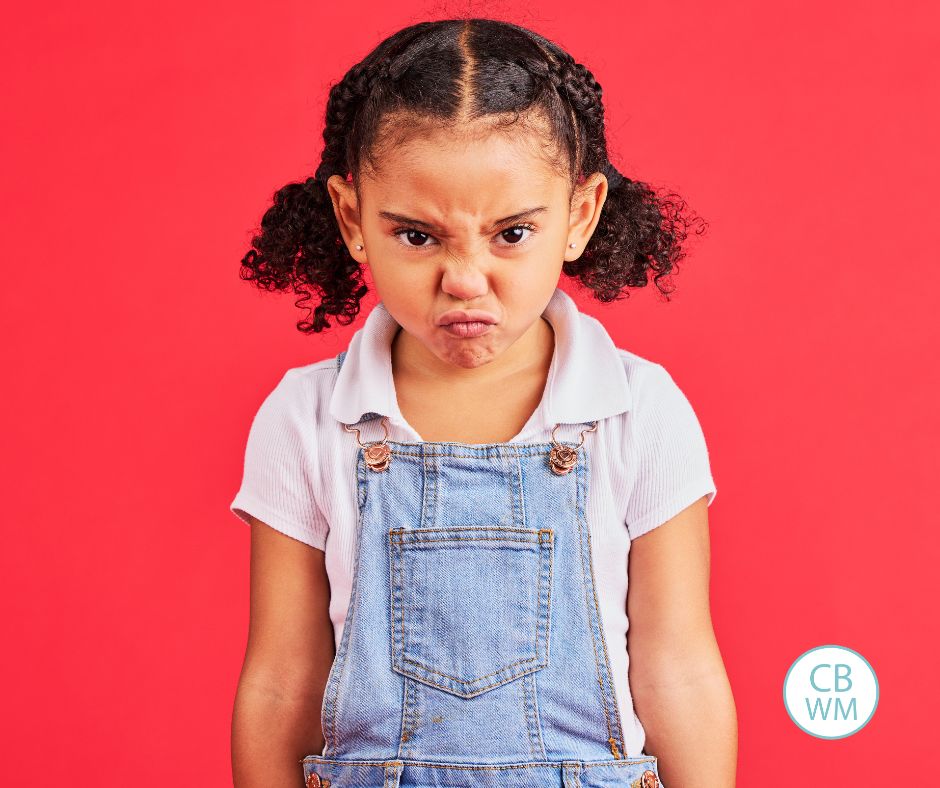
[580,759,656,768]
[398,679,409,750]
[563,762,583,788]
[522,672,547,759]
[391,624,549,690]
[301,755,658,768]
[422,444,436,530]
[408,681,423,752]
[539,529,555,665]
[389,531,553,692]
[399,678,417,754]
[508,451,522,541]
[401,651,541,684]
[515,452,547,761]
[400,665,546,697]
[391,525,543,536]
[391,562,409,757]
[404,678,417,750]
[578,445,626,758]
[415,526,542,534]
[570,452,618,757]
[393,535,545,545]
[578,447,626,759]
[510,453,522,532]
[390,529,402,664]
[391,539,409,748]
[517,670,536,759]
[351,444,577,458]
[320,446,367,757]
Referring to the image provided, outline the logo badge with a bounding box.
[783,644,879,739]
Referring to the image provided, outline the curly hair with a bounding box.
[239,18,707,333]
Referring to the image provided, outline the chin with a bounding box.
[437,340,500,369]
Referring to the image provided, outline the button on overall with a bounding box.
[300,350,664,788]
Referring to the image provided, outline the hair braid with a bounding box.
[315,58,392,185]
[526,39,699,300]
[238,19,707,332]
[238,60,390,332]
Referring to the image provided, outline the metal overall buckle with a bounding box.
[343,416,599,474]
[549,421,598,475]
[632,769,660,788]
[343,415,393,471]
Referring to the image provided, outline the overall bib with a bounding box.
[302,351,663,788]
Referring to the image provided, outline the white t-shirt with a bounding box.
[230,286,717,757]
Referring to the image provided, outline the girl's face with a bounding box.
[328,122,608,376]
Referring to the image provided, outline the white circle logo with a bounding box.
[783,645,878,739]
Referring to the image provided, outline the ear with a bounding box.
[565,171,609,262]
[326,175,368,264]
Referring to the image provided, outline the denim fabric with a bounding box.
[301,351,664,788]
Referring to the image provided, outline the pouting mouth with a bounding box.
[437,309,498,326]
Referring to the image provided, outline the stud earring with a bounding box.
[569,242,577,248]
[355,244,363,250]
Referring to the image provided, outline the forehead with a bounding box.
[359,118,568,214]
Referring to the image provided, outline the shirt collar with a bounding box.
[328,287,632,439]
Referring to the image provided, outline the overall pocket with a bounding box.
[388,525,554,698]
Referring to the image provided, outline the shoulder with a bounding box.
[614,347,679,405]
[241,357,339,442]
[280,356,338,385]
[611,347,708,441]
[263,357,338,406]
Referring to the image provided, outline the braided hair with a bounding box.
[239,19,706,333]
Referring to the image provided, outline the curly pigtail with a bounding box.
[238,19,708,332]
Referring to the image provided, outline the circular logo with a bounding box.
[783,645,878,739]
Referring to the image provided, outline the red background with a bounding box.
[2,1,936,785]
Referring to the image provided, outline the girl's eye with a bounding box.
[499,224,535,245]
[392,223,537,249]
[395,229,434,248]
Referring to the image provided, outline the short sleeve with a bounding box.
[624,363,717,540]
[229,369,329,551]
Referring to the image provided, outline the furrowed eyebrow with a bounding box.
[378,206,549,233]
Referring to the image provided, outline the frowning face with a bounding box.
[327,116,608,380]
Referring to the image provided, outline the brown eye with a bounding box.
[497,224,536,246]
[397,229,432,247]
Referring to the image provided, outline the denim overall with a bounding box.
[302,350,664,788]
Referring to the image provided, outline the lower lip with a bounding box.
[441,321,494,338]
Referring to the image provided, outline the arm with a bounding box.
[627,495,737,788]
[232,516,335,788]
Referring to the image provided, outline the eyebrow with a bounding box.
[378,206,549,233]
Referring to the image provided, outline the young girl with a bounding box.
[230,18,736,788]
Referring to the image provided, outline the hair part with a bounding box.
[239,18,707,333]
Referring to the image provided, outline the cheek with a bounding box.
[373,287,438,342]
[495,254,565,304]
[368,260,432,303]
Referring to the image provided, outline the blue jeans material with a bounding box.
[302,351,664,787]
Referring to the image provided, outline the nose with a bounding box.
[439,250,489,301]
